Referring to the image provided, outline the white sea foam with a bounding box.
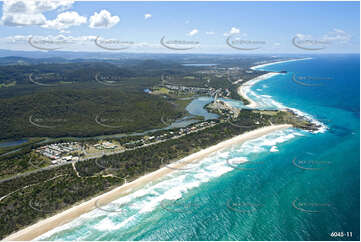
[270,146,279,152]
[244,79,327,134]
[34,57,327,241]
[93,217,117,231]
[245,58,327,134]
[36,125,302,241]
[228,157,248,164]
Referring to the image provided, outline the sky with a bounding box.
[0,0,359,54]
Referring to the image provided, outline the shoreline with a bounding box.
[239,57,312,108]
[238,72,281,108]
[4,124,292,241]
[250,57,312,70]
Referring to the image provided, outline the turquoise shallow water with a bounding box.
[37,54,360,241]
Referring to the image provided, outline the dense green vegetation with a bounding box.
[0,109,317,239]
[0,55,300,239]
[0,56,271,140]
[0,88,184,140]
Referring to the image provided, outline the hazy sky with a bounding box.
[0,0,359,53]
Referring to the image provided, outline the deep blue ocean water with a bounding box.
[37,54,360,241]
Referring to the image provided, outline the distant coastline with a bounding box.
[250,57,312,70]
[238,72,281,108]
[239,58,313,108]
[3,57,312,241]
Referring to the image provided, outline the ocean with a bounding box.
[36,54,360,241]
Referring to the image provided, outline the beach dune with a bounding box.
[4,124,291,241]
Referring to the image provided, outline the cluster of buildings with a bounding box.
[163,84,211,95]
[35,142,80,164]
[207,100,240,119]
[157,84,231,99]
[93,141,118,150]
[123,121,216,149]
[177,121,216,135]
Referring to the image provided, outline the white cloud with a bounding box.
[230,27,240,34]
[1,0,74,26]
[89,10,119,29]
[1,12,46,26]
[224,27,241,36]
[60,30,71,34]
[206,31,215,35]
[42,11,87,30]
[187,29,198,36]
[294,33,312,40]
[144,13,152,20]
[4,34,30,42]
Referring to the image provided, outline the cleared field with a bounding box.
[151,87,170,95]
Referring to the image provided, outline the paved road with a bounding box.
[0,174,66,202]
[0,124,215,184]
[0,162,69,184]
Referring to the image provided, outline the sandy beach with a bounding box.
[4,124,291,241]
[238,57,312,108]
[250,57,312,70]
[238,72,281,108]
